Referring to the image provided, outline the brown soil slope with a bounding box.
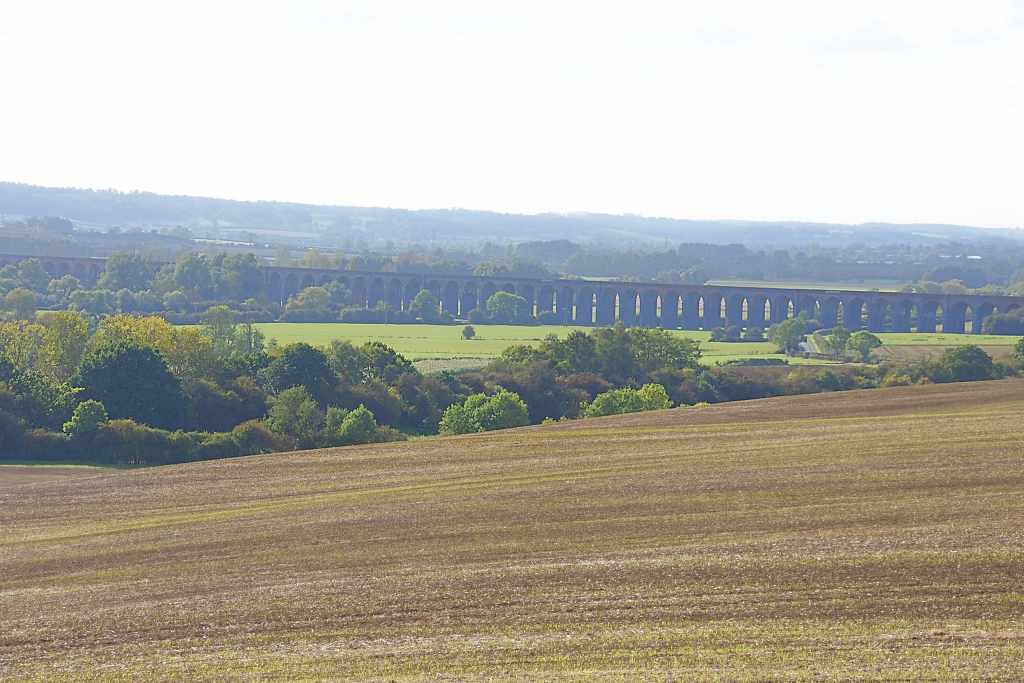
[2,382,1024,681]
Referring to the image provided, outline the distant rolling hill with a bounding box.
[2,381,1023,680]
[1,181,1016,246]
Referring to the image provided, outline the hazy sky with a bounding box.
[3,1,1024,227]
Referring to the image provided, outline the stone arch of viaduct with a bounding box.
[265,266,1024,334]
[0,254,113,289]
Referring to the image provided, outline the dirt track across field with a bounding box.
[2,381,1024,680]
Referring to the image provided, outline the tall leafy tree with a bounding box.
[215,253,265,300]
[72,341,192,430]
[47,275,81,304]
[17,258,52,292]
[847,331,882,363]
[408,290,443,323]
[938,344,995,382]
[592,322,641,384]
[0,320,45,370]
[173,252,213,295]
[37,311,89,382]
[265,386,324,447]
[200,305,238,356]
[258,343,338,406]
[2,288,38,321]
[97,251,153,292]
[543,330,598,375]
[486,291,534,324]
[770,318,806,353]
[360,341,414,383]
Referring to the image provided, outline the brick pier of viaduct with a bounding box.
[265,265,1024,334]
[3,254,1021,333]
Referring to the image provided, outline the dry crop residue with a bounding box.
[2,381,1024,681]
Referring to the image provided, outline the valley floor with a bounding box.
[2,382,1023,680]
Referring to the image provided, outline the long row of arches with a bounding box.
[268,272,1016,333]
[0,257,103,288]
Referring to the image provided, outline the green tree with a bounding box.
[301,249,332,269]
[325,340,365,385]
[584,383,673,418]
[823,325,851,353]
[69,289,115,318]
[438,403,484,435]
[486,291,534,324]
[462,325,476,340]
[592,322,640,383]
[214,252,266,300]
[72,341,192,430]
[0,320,45,371]
[464,388,530,431]
[174,252,212,295]
[258,342,337,406]
[627,326,701,372]
[337,404,377,445]
[543,330,598,375]
[273,245,291,267]
[2,288,37,320]
[847,331,882,363]
[359,341,414,383]
[938,344,995,382]
[265,386,324,446]
[62,399,108,439]
[47,274,81,303]
[234,321,265,355]
[37,311,89,382]
[409,290,443,323]
[771,318,806,353]
[742,327,765,341]
[97,251,153,292]
[200,305,238,356]
[17,258,52,292]
[323,281,354,307]
[282,286,334,321]
[163,290,189,312]
[498,343,544,366]
[1014,337,1024,359]
[636,383,673,410]
[0,265,18,294]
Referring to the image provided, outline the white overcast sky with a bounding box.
[2,1,1024,227]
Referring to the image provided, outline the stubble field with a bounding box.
[2,381,1024,680]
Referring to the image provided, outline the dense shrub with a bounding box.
[583,384,673,418]
[439,388,529,435]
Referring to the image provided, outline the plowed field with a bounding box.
[3,382,1024,680]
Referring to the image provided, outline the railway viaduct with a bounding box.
[265,265,1024,334]
[0,253,108,288]
[3,253,1021,333]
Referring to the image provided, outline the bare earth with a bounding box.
[0,465,110,487]
[2,382,1024,680]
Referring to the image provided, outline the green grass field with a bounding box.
[873,332,1018,361]
[252,322,832,366]
[3,381,1023,679]
[254,322,588,359]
